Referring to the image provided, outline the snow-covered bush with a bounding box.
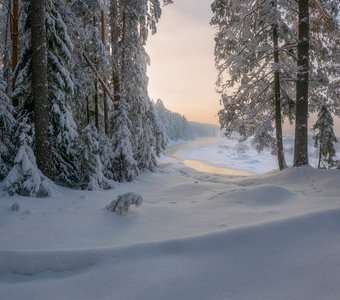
[10,201,21,212]
[5,119,52,197]
[78,124,115,191]
[106,192,143,215]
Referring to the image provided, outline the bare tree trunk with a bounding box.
[4,0,11,93]
[294,0,310,167]
[86,96,90,125]
[113,75,120,110]
[94,78,99,129]
[317,123,324,169]
[93,14,99,130]
[101,10,109,135]
[11,0,19,74]
[272,0,286,171]
[31,0,52,178]
[82,52,114,100]
[110,1,121,111]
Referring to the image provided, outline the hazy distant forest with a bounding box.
[0,0,339,197]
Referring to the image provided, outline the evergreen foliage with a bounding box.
[5,118,51,197]
[211,0,294,167]
[0,79,15,179]
[312,106,338,169]
[111,101,139,182]
[46,2,79,187]
[79,124,115,190]
[154,99,219,141]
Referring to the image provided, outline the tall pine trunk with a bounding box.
[31,0,52,178]
[101,10,109,135]
[294,0,310,167]
[11,0,19,75]
[4,0,10,93]
[272,0,286,170]
[93,14,99,130]
[110,4,121,111]
[94,78,99,129]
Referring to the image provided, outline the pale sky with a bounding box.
[146,0,221,125]
[146,1,340,134]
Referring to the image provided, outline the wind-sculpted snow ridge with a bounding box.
[0,249,100,276]
[1,208,340,299]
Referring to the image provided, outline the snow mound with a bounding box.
[0,249,99,276]
[230,185,294,206]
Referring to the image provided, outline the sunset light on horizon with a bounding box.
[146,0,222,125]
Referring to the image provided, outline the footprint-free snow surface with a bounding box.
[1,139,340,300]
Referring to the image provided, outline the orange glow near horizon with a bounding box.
[146,1,221,125]
[146,1,340,134]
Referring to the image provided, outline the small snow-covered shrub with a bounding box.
[10,201,21,212]
[106,192,143,215]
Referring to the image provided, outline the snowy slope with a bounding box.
[1,139,340,300]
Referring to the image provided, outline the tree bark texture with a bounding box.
[11,0,19,74]
[294,0,310,167]
[31,0,53,178]
[101,10,109,135]
[93,14,99,130]
[110,5,121,111]
[94,78,99,129]
[272,0,286,170]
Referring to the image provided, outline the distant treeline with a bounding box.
[154,99,219,141]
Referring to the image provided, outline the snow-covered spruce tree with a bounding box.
[130,1,168,170]
[110,101,139,182]
[59,1,123,188]
[12,1,80,189]
[211,0,294,170]
[69,0,111,132]
[312,105,338,169]
[308,1,340,116]
[109,0,169,180]
[5,0,53,196]
[46,2,79,187]
[154,99,195,141]
[5,118,51,197]
[0,4,14,93]
[56,1,95,130]
[149,103,168,156]
[0,79,15,179]
[286,0,340,166]
[79,123,115,190]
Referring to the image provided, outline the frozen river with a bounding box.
[166,137,281,175]
[166,138,255,176]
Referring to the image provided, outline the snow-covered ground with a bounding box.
[1,138,340,300]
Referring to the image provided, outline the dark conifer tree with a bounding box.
[312,105,338,169]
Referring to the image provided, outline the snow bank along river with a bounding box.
[166,137,269,175]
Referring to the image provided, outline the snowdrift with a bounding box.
[1,149,340,299]
[1,208,340,299]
